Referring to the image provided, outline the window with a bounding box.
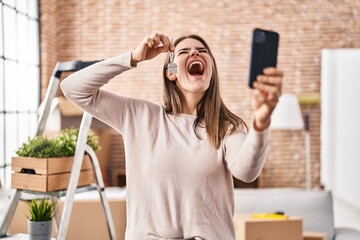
[0,0,39,188]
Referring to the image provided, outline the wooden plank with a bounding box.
[12,155,93,175]
[11,157,48,175]
[11,170,94,192]
[47,155,92,174]
[11,173,47,192]
[303,231,327,240]
[47,170,94,192]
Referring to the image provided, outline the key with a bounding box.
[167,51,177,74]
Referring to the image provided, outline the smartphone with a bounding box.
[248,28,279,88]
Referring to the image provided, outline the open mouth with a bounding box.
[187,61,205,76]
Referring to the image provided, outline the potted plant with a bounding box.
[16,128,101,158]
[26,198,55,240]
[11,128,101,192]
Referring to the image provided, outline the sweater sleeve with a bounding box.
[60,52,153,135]
[223,125,270,182]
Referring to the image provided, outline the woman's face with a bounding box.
[172,38,213,95]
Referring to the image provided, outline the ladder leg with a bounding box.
[86,145,117,240]
[36,75,60,136]
[57,112,92,240]
[0,189,22,236]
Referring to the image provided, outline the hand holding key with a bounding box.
[131,33,174,67]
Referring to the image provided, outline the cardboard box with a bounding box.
[92,128,112,186]
[303,231,327,240]
[234,213,303,240]
[11,155,94,192]
[9,188,126,240]
[58,97,84,117]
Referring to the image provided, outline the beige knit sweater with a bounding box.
[60,52,269,240]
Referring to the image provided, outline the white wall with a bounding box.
[321,49,360,209]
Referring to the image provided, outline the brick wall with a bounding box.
[40,0,58,98]
[40,0,360,188]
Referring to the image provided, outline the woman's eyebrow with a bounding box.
[177,48,191,53]
[196,47,207,51]
[177,47,207,53]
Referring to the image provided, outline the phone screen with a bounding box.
[248,28,279,88]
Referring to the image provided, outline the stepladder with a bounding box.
[0,60,117,240]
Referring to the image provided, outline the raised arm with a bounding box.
[60,33,175,133]
[60,52,132,104]
[60,52,135,132]
[224,126,269,182]
[226,66,283,182]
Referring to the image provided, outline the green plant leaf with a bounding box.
[16,128,101,158]
[26,198,55,222]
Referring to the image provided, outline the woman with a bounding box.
[61,33,283,240]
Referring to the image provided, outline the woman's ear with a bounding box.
[166,69,177,81]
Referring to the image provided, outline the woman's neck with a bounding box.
[180,92,204,116]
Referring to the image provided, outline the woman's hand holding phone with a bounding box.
[252,67,283,131]
[248,29,283,130]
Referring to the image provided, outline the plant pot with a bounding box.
[28,219,52,240]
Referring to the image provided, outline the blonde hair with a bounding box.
[162,35,248,149]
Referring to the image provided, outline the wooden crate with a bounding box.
[11,155,94,192]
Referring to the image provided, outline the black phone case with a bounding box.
[248,28,279,88]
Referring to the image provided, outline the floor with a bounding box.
[333,196,360,231]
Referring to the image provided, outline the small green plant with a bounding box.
[26,198,55,222]
[16,128,101,158]
[54,128,101,156]
[16,136,63,158]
